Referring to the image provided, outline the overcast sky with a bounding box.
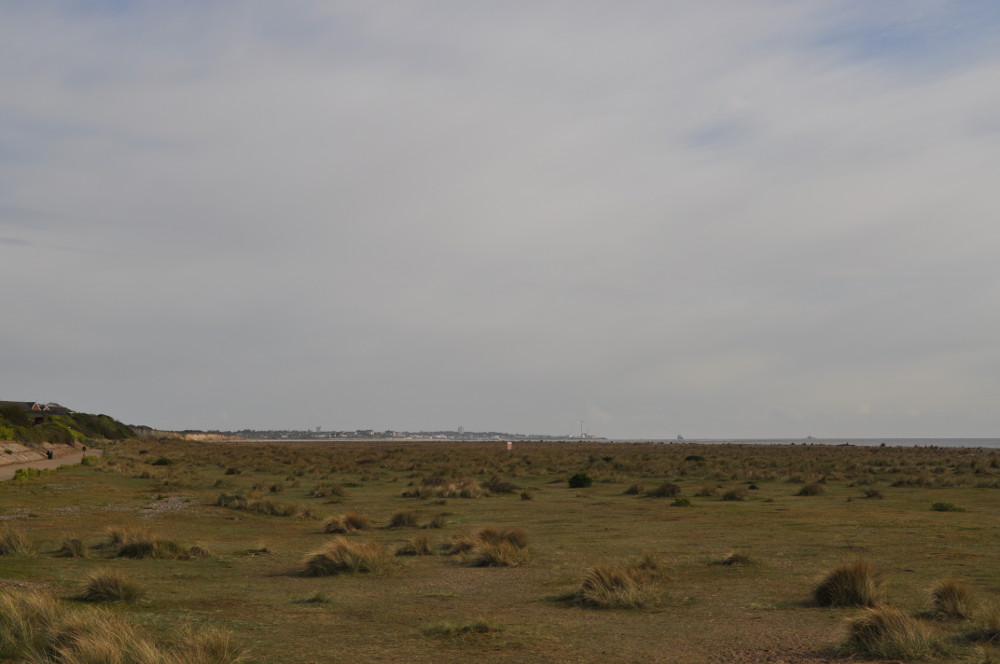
[3,1,1000,438]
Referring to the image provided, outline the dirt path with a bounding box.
[0,449,103,481]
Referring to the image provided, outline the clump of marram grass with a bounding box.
[812,559,883,607]
[0,529,34,557]
[322,512,372,534]
[54,537,88,559]
[570,557,662,609]
[395,535,434,556]
[423,619,502,638]
[0,589,244,664]
[75,569,145,603]
[838,605,946,660]
[452,528,530,567]
[646,482,681,498]
[969,602,1000,643]
[796,482,824,496]
[716,551,754,567]
[387,510,420,528]
[300,537,396,576]
[929,577,974,620]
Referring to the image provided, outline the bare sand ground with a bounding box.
[0,448,102,481]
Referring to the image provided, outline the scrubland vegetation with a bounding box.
[1,438,999,663]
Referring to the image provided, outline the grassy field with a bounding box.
[1,439,999,663]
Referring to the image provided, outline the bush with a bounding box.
[839,605,945,660]
[300,538,395,576]
[75,570,144,603]
[812,559,882,607]
[568,473,593,489]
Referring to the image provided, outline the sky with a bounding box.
[3,1,1000,439]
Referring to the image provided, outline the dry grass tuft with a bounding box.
[423,619,502,637]
[969,602,1000,643]
[0,529,34,557]
[395,535,434,556]
[0,588,243,664]
[839,604,946,660]
[322,512,372,534]
[76,569,145,603]
[571,557,662,609]
[717,551,754,566]
[387,510,420,528]
[466,528,530,567]
[812,559,882,607]
[930,577,974,620]
[54,537,88,559]
[300,537,396,576]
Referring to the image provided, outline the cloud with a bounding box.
[2,2,999,437]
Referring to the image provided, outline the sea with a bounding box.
[615,438,1000,449]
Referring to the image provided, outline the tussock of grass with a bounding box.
[117,537,188,560]
[76,569,145,603]
[54,537,88,558]
[646,482,681,498]
[930,578,974,620]
[796,482,824,496]
[839,605,946,660]
[423,619,501,637]
[387,510,419,528]
[322,512,372,534]
[0,529,34,556]
[215,492,307,517]
[717,551,754,566]
[405,476,486,499]
[395,535,434,556]
[300,537,396,576]
[969,603,1000,642]
[454,528,530,567]
[721,487,747,501]
[570,556,662,609]
[0,589,244,664]
[812,559,882,607]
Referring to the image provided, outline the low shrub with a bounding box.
[812,559,882,607]
[568,473,593,489]
[75,569,144,603]
[839,605,945,660]
[930,578,973,620]
[931,502,964,512]
[300,537,395,576]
